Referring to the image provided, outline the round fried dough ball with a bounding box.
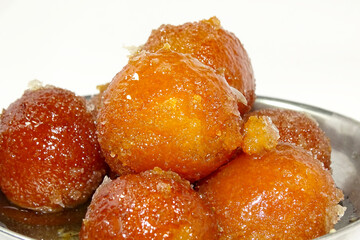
[97,48,243,182]
[0,86,106,212]
[244,108,332,169]
[80,168,218,240]
[141,16,255,114]
[198,144,344,239]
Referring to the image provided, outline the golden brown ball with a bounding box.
[141,17,255,114]
[0,86,106,212]
[97,48,243,182]
[244,108,332,169]
[80,168,218,240]
[198,144,343,239]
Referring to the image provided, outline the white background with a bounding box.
[0,0,359,120]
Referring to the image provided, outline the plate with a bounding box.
[1,95,360,240]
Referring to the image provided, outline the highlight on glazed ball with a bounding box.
[198,144,344,239]
[0,85,106,212]
[244,108,332,169]
[141,16,255,114]
[80,168,218,240]
[97,47,243,182]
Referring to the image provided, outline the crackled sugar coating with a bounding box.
[244,108,332,169]
[0,87,106,212]
[141,16,255,114]
[80,168,218,240]
[198,144,343,240]
[97,48,243,182]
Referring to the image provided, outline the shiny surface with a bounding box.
[0,87,105,213]
[141,16,255,113]
[98,49,243,182]
[244,109,332,169]
[254,97,360,239]
[0,96,360,239]
[80,168,217,239]
[199,144,343,239]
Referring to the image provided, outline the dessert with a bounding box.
[244,108,332,169]
[80,168,217,240]
[198,144,344,239]
[141,16,255,114]
[0,17,346,240]
[97,47,243,182]
[0,86,106,212]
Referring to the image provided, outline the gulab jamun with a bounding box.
[80,168,218,240]
[244,108,332,169]
[97,48,243,182]
[0,86,106,212]
[198,144,344,239]
[141,16,255,114]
